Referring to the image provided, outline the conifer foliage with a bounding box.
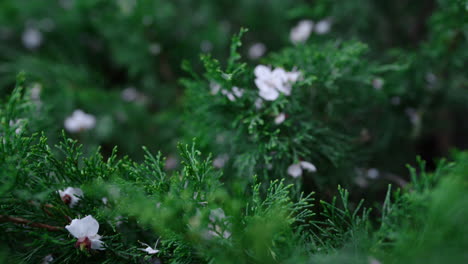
[0,0,467,263]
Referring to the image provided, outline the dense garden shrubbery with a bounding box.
[0,0,467,263]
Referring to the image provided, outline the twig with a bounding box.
[0,214,64,232]
[42,204,54,217]
[29,201,72,223]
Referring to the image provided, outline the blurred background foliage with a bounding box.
[0,0,464,160]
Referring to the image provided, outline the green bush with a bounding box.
[0,0,467,263]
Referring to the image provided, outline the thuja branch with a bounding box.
[0,214,64,232]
